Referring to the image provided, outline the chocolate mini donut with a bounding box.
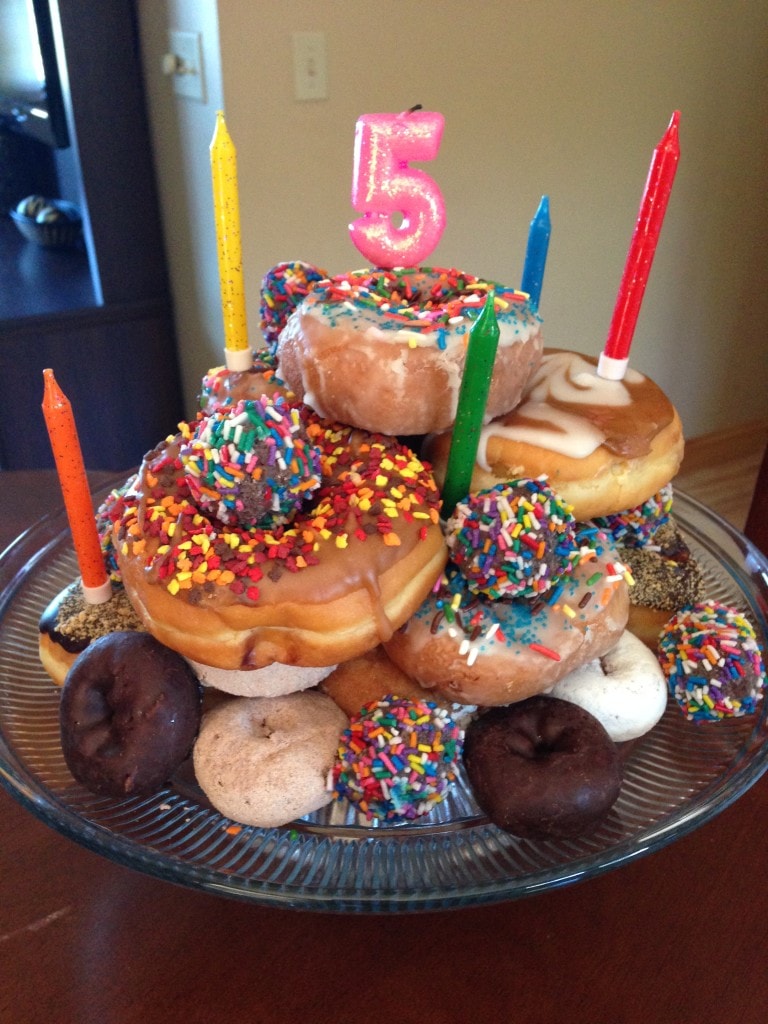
[60,631,202,797]
[463,696,622,840]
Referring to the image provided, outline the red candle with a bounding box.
[42,369,111,603]
[598,112,681,380]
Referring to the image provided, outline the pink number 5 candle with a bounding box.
[349,109,446,268]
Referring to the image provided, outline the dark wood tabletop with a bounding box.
[1,432,767,1024]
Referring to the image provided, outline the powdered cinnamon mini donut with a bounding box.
[277,266,543,435]
[109,395,446,671]
[385,521,630,707]
[426,349,684,520]
[193,690,348,827]
[186,659,335,698]
[548,630,668,742]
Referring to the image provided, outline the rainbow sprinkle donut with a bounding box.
[658,600,766,721]
[332,695,463,822]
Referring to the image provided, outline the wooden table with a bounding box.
[1,426,767,1024]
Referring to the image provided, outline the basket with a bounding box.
[9,199,83,249]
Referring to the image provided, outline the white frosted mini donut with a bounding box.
[193,690,348,827]
[548,629,667,741]
[277,267,543,435]
[185,659,336,698]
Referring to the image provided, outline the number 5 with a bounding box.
[349,111,446,269]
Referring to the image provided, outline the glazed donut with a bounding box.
[60,631,202,797]
[192,689,348,827]
[319,644,474,723]
[658,601,766,721]
[384,522,630,706]
[39,581,144,687]
[548,629,668,742]
[109,394,446,671]
[462,696,622,840]
[276,266,543,435]
[426,349,684,520]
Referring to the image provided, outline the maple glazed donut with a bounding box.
[276,266,543,436]
[426,349,684,520]
[385,491,631,707]
[109,394,446,672]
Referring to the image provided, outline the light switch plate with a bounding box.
[292,32,327,101]
[169,30,205,102]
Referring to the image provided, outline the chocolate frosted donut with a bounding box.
[60,631,202,797]
[463,696,621,840]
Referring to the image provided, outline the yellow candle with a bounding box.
[210,111,250,367]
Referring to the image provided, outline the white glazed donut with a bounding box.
[547,629,667,742]
[193,690,348,827]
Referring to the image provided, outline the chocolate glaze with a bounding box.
[60,631,202,797]
[463,696,622,840]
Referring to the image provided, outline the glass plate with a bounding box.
[1,489,766,913]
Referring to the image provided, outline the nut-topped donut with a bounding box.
[276,266,543,435]
[108,394,446,671]
[426,349,684,520]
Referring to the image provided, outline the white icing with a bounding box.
[478,351,648,464]
[525,351,644,406]
[477,402,605,468]
[308,300,539,350]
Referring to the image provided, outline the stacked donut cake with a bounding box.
[41,263,765,839]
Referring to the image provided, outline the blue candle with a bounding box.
[520,195,551,312]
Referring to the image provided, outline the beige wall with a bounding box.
[139,1,768,438]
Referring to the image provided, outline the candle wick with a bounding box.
[405,104,423,114]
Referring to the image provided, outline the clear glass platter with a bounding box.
[0,488,766,913]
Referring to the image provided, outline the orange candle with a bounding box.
[41,369,111,604]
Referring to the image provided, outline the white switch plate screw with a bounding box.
[292,32,327,101]
[164,30,205,102]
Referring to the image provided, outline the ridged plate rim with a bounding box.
[0,485,766,912]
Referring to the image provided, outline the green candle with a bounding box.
[440,291,500,514]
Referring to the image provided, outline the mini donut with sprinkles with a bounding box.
[384,482,630,707]
[108,392,447,672]
[276,266,543,436]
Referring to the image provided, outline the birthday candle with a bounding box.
[520,195,551,312]
[349,108,446,268]
[440,293,500,514]
[41,370,111,604]
[210,111,252,370]
[598,112,681,380]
